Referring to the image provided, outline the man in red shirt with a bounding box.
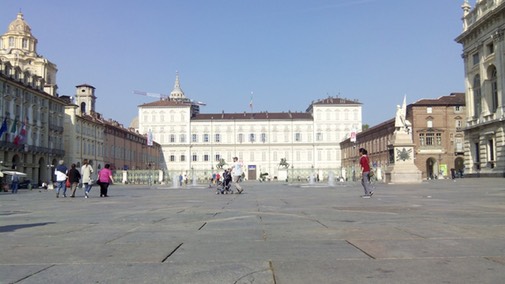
[359,148,373,198]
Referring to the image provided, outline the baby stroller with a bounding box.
[217,170,233,194]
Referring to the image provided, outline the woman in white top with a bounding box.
[231,157,244,194]
[81,159,94,198]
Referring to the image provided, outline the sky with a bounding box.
[1,0,467,128]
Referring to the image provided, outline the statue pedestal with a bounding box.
[385,131,422,184]
[277,168,288,181]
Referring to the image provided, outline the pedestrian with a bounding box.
[231,157,244,194]
[97,164,114,197]
[81,159,94,198]
[68,163,81,197]
[10,173,19,194]
[179,174,183,187]
[359,148,373,198]
[55,160,68,198]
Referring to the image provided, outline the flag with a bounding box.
[15,117,28,145]
[10,118,17,142]
[0,118,7,138]
[249,92,253,111]
[10,118,17,134]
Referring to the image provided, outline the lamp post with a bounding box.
[191,166,195,185]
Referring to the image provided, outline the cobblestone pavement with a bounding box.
[1,178,504,284]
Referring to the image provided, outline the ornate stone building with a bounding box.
[64,83,163,183]
[0,12,65,185]
[456,0,505,177]
[138,74,362,181]
[1,13,162,186]
[341,93,466,181]
[0,13,57,96]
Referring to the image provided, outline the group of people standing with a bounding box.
[214,156,245,195]
[54,159,115,198]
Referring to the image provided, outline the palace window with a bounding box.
[295,133,301,142]
[192,154,198,162]
[249,133,255,142]
[419,132,442,146]
[473,75,482,117]
[426,133,434,145]
[487,42,494,55]
[215,133,221,143]
[491,67,498,113]
[261,133,267,143]
[203,134,209,142]
[192,134,198,143]
[472,52,479,65]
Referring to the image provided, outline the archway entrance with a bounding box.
[454,157,464,177]
[425,158,437,179]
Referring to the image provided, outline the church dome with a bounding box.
[7,12,33,36]
[129,116,139,129]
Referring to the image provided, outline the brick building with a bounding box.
[341,93,465,181]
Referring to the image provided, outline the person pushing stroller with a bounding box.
[217,169,233,194]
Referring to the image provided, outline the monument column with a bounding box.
[385,97,422,184]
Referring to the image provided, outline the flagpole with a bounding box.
[249,91,253,113]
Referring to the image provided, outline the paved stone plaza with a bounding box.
[1,178,505,284]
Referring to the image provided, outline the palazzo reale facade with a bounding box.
[138,74,362,181]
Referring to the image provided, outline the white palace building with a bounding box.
[137,74,362,181]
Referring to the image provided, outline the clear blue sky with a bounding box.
[1,0,466,128]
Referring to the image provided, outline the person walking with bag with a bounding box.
[81,159,94,198]
[359,148,373,198]
[55,160,68,198]
[10,173,19,194]
[97,164,115,197]
[231,157,244,194]
[68,163,81,198]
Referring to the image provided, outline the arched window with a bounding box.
[473,74,482,117]
[490,67,498,113]
[80,102,86,114]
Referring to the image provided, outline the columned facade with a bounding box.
[456,0,505,177]
[0,13,65,186]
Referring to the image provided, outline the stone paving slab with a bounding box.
[1,178,505,283]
